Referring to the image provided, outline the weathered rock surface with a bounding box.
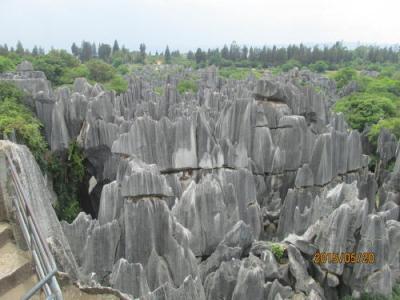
[1,63,399,299]
[110,258,150,298]
[0,141,79,279]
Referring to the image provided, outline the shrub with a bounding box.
[59,65,90,85]
[380,65,397,78]
[365,77,400,97]
[32,50,80,85]
[86,59,116,82]
[369,118,400,146]
[271,243,285,261]
[392,71,400,81]
[105,75,128,94]
[333,67,357,89]
[117,64,129,75]
[0,82,82,222]
[280,59,301,72]
[219,67,256,80]
[0,56,15,73]
[0,81,24,102]
[0,83,47,168]
[309,60,329,73]
[48,141,84,222]
[154,86,164,96]
[177,79,198,94]
[334,93,396,131]
[111,56,124,68]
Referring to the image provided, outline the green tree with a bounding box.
[241,45,248,60]
[116,64,129,75]
[221,45,229,59]
[369,118,400,145]
[86,59,116,82]
[280,59,301,72]
[0,82,47,167]
[59,65,90,85]
[48,141,84,222]
[271,243,285,261]
[195,48,206,65]
[333,67,357,88]
[112,40,120,53]
[16,41,24,55]
[0,82,24,102]
[32,46,39,56]
[137,43,146,64]
[177,79,198,94]
[0,44,9,55]
[98,43,112,62]
[334,93,396,130]
[105,75,128,94]
[0,56,15,73]
[91,43,97,58]
[164,46,171,64]
[229,41,241,61]
[80,41,93,62]
[187,51,195,60]
[71,42,80,57]
[33,50,80,85]
[309,60,329,73]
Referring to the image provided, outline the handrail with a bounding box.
[5,153,63,300]
[22,269,58,300]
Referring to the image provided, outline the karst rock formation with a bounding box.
[1,61,400,299]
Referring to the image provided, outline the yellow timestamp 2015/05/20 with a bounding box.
[312,252,375,265]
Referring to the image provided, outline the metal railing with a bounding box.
[5,153,63,300]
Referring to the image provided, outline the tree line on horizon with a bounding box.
[0,40,399,70]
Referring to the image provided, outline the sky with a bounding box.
[0,0,399,53]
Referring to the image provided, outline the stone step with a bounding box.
[1,277,121,300]
[0,275,41,300]
[0,222,12,249]
[0,241,34,296]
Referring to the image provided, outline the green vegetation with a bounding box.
[309,60,329,73]
[32,50,80,85]
[280,59,302,72]
[2,40,400,74]
[184,41,400,70]
[177,79,198,94]
[333,65,400,148]
[0,56,15,73]
[0,82,47,167]
[271,243,285,261]
[332,67,358,88]
[164,46,171,64]
[104,75,128,94]
[116,64,129,75]
[369,118,400,146]
[154,86,164,96]
[334,93,396,131]
[0,81,24,101]
[0,82,83,222]
[365,77,400,96]
[219,67,263,80]
[86,59,116,82]
[85,59,128,94]
[59,64,89,84]
[47,141,85,222]
[0,43,129,94]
